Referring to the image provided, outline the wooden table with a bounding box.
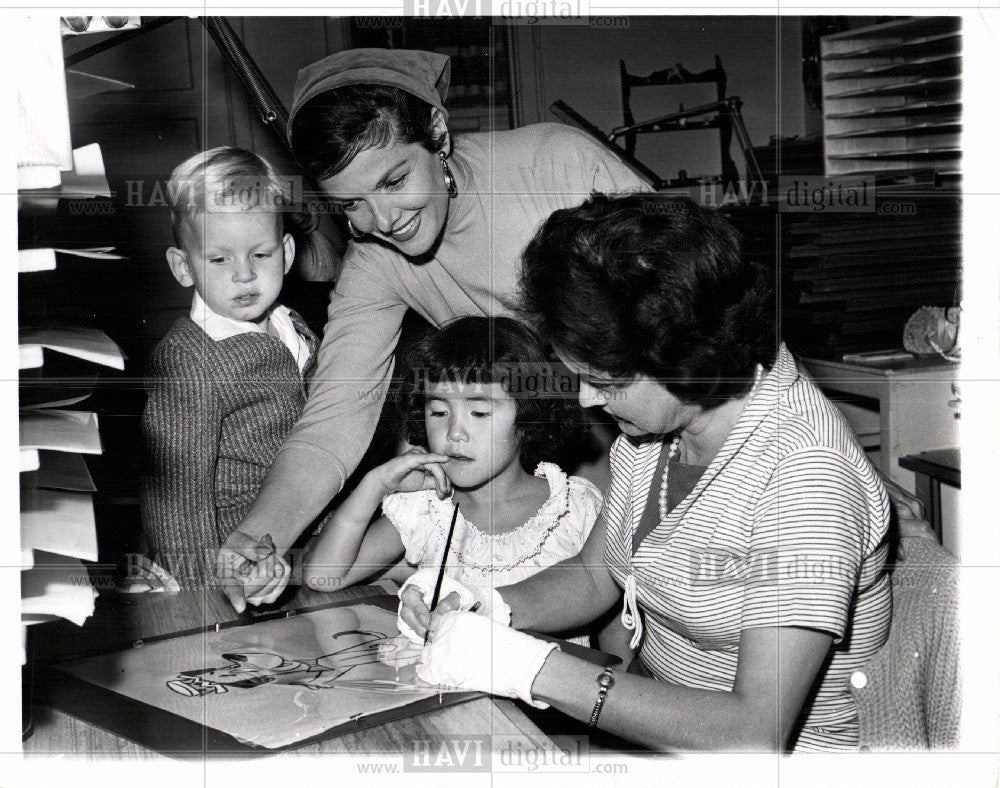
[22,582,552,760]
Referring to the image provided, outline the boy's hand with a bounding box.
[370,448,452,499]
[215,531,290,613]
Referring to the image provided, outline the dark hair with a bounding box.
[398,316,587,472]
[520,193,776,407]
[290,84,446,181]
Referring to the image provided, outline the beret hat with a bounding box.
[288,48,451,143]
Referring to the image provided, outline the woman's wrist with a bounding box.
[527,645,561,706]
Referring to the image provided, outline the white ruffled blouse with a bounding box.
[381,462,602,590]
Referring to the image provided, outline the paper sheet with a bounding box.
[25,450,97,493]
[19,326,125,370]
[20,486,98,562]
[18,248,56,273]
[20,449,40,473]
[19,409,102,455]
[65,69,135,100]
[20,392,92,411]
[18,143,112,210]
[21,553,96,626]
[18,247,125,273]
[16,17,72,189]
[60,143,111,199]
[57,605,449,749]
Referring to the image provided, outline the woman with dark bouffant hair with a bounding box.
[303,316,603,623]
[401,194,893,753]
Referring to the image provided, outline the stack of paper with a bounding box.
[18,246,125,274]
[21,452,99,563]
[19,415,103,629]
[19,325,125,371]
[19,43,116,648]
[16,17,72,189]
[22,553,98,627]
[18,142,112,211]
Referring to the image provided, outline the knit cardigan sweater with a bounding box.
[851,535,960,750]
[139,313,317,586]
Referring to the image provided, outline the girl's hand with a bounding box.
[397,568,512,642]
[371,448,452,499]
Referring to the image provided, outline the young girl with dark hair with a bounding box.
[303,316,602,599]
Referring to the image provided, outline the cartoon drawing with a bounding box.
[166,629,416,696]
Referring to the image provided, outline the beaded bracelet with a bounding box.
[588,667,615,727]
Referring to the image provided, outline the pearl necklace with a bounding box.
[658,364,765,524]
[656,436,682,525]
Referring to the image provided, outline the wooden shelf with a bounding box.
[821,17,963,179]
[826,120,960,139]
[825,75,960,100]
[824,31,960,61]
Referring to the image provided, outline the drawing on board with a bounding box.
[166,627,423,695]
[55,604,454,750]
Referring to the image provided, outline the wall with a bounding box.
[515,16,805,183]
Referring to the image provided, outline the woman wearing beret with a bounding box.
[399,194,893,752]
[217,49,649,609]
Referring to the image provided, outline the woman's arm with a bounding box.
[398,509,621,639]
[531,625,833,751]
[505,510,621,631]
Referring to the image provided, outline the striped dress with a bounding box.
[604,343,892,751]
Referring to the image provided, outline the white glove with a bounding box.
[396,568,511,643]
[417,610,558,708]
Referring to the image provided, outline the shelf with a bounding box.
[821,16,961,41]
[825,120,960,139]
[825,53,961,81]
[827,147,961,161]
[824,75,959,100]
[821,17,963,181]
[826,98,960,120]
[824,32,960,61]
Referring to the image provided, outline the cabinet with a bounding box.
[801,356,959,492]
[821,16,961,179]
[18,19,131,680]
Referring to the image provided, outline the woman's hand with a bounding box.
[215,531,290,613]
[417,610,558,708]
[397,569,511,642]
[369,448,452,499]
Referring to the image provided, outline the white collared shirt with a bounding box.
[189,291,311,374]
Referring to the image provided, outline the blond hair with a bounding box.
[167,147,292,247]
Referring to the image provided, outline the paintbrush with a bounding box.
[424,502,460,646]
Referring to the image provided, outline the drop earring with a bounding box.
[439,150,458,198]
[345,219,364,239]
